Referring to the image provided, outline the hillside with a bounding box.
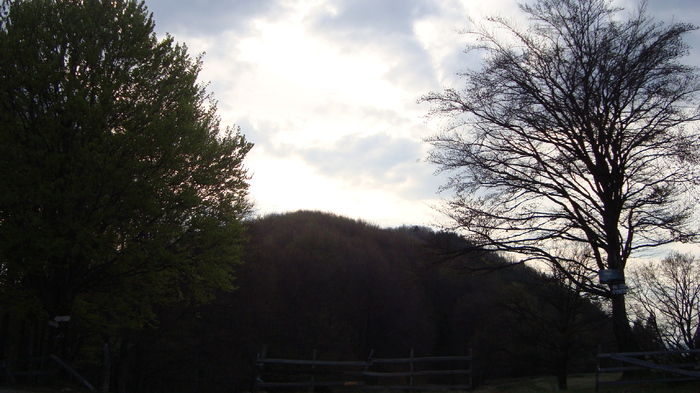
[1,211,612,393]
[144,211,610,391]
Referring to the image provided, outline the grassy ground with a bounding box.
[474,373,700,392]
[3,373,700,392]
[0,382,93,393]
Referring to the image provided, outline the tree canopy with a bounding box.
[421,0,700,351]
[0,0,252,337]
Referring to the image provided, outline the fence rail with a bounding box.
[596,349,700,390]
[254,347,472,391]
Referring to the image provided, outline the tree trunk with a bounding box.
[611,293,636,352]
[116,331,130,393]
[556,371,568,390]
[554,351,569,390]
[0,312,9,363]
[101,337,111,393]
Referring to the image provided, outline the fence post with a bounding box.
[254,345,267,393]
[364,349,374,387]
[310,349,317,393]
[469,346,473,390]
[595,345,600,393]
[252,347,476,391]
[409,348,414,393]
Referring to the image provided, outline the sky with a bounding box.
[144,0,700,230]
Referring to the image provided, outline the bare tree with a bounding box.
[630,252,700,349]
[421,0,700,351]
[494,249,610,389]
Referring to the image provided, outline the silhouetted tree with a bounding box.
[422,0,700,352]
[631,252,700,349]
[493,259,610,389]
[0,0,251,388]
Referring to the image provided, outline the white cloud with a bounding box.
[146,0,700,229]
[245,151,442,227]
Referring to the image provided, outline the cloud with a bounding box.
[306,0,452,92]
[304,134,419,184]
[310,0,439,37]
[146,0,283,36]
[149,0,459,227]
[143,0,700,228]
[245,121,442,198]
[244,147,444,227]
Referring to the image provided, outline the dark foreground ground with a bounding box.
[3,373,700,393]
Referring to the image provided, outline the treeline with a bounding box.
[2,210,611,391]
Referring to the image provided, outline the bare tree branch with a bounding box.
[422,0,700,351]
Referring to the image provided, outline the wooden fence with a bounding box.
[596,349,700,390]
[0,354,95,391]
[254,347,472,391]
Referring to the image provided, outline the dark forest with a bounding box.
[1,210,614,392]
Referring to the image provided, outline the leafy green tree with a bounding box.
[422,0,700,351]
[0,0,252,359]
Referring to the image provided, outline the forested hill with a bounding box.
[5,210,609,393]
[240,210,444,358]
[240,210,525,357]
[128,210,609,392]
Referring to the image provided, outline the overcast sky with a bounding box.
[144,0,700,229]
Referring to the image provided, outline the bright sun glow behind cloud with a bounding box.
[147,0,700,231]
[166,0,453,227]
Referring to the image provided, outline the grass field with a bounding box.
[3,373,700,393]
[474,373,700,392]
